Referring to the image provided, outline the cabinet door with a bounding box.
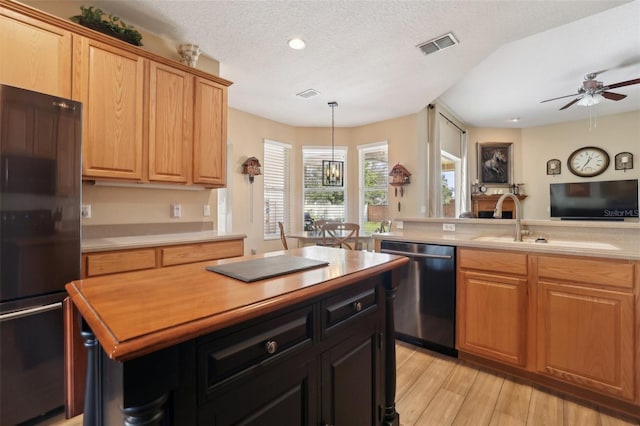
[537,281,634,401]
[321,330,381,426]
[457,270,528,366]
[0,87,57,158]
[147,61,192,183]
[198,356,317,425]
[193,77,226,186]
[73,36,144,181]
[0,8,72,98]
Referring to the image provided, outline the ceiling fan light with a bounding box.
[577,93,604,107]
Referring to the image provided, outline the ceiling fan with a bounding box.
[540,71,640,110]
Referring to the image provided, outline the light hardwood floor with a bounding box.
[396,342,639,426]
[39,341,639,426]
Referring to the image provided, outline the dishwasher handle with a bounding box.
[381,248,453,260]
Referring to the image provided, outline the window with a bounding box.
[264,139,291,239]
[441,151,461,218]
[303,147,347,223]
[359,142,388,232]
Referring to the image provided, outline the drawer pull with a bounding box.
[353,301,363,312]
[265,340,278,354]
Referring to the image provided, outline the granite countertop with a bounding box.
[82,231,246,253]
[373,224,640,261]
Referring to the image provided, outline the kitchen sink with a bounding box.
[471,235,620,250]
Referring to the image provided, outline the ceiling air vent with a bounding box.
[417,32,458,56]
[296,89,320,99]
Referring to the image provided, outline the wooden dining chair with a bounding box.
[320,222,360,250]
[376,220,392,233]
[313,219,329,231]
[278,221,288,250]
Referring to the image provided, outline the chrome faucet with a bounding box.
[494,193,527,241]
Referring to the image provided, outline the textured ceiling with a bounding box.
[32,0,640,128]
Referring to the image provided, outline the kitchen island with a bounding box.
[66,246,409,425]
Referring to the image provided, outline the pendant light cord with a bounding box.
[331,102,335,161]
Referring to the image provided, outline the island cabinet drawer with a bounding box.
[199,305,314,393]
[322,277,380,336]
[537,255,635,290]
[84,248,156,277]
[160,240,244,266]
[458,247,528,276]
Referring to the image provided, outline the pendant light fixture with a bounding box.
[322,101,343,186]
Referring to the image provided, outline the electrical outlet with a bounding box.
[203,205,211,217]
[170,204,181,218]
[81,204,91,219]
[442,223,456,232]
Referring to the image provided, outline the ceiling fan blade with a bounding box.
[606,78,640,89]
[601,91,627,101]
[559,98,580,110]
[540,93,579,103]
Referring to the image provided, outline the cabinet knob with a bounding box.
[265,340,278,354]
[353,301,363,312]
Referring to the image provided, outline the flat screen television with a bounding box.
[550,179,639,220]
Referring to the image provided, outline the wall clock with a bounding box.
[567,146,610,177]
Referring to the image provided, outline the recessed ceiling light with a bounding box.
[288,38,306,50]
[508,117,520,122]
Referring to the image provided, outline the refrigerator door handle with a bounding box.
[0,302,62,322]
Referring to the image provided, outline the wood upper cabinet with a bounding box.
[457,248,529,367]
[0,7,72,98]
[536,255,635,401]
[0,87,58,158]
[147,61,193,183]
[73,35,145,181]
[193,77,227,186]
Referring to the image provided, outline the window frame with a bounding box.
[358,141,389,231]
[302,146,348,224]
[263,139,292,240]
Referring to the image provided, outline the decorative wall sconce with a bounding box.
[546,159,561,175]
[242,157,262,183]
[615,152,633,172]
[178,43,201,67]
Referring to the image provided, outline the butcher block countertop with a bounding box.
[66,246,409,362]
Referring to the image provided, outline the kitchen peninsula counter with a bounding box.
[375,218,640,260]
[66,246,409,425]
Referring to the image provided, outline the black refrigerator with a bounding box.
[0,85,81,425]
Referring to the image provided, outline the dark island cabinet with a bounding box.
[84,272,399,426]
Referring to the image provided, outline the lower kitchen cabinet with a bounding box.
[456,248,639,417]
[321,327,380,426]
[197,303,317,426]
[537,255,636,402]
[457,248,529,367]
[199,357,316,425]
[197,278,383,425]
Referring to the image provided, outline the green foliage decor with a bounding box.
[71,6,143,46]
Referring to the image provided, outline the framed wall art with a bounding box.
[477,142,513,186]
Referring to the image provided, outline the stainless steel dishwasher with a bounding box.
[380,241,457,357]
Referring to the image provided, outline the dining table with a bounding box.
[287,229,374,251]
